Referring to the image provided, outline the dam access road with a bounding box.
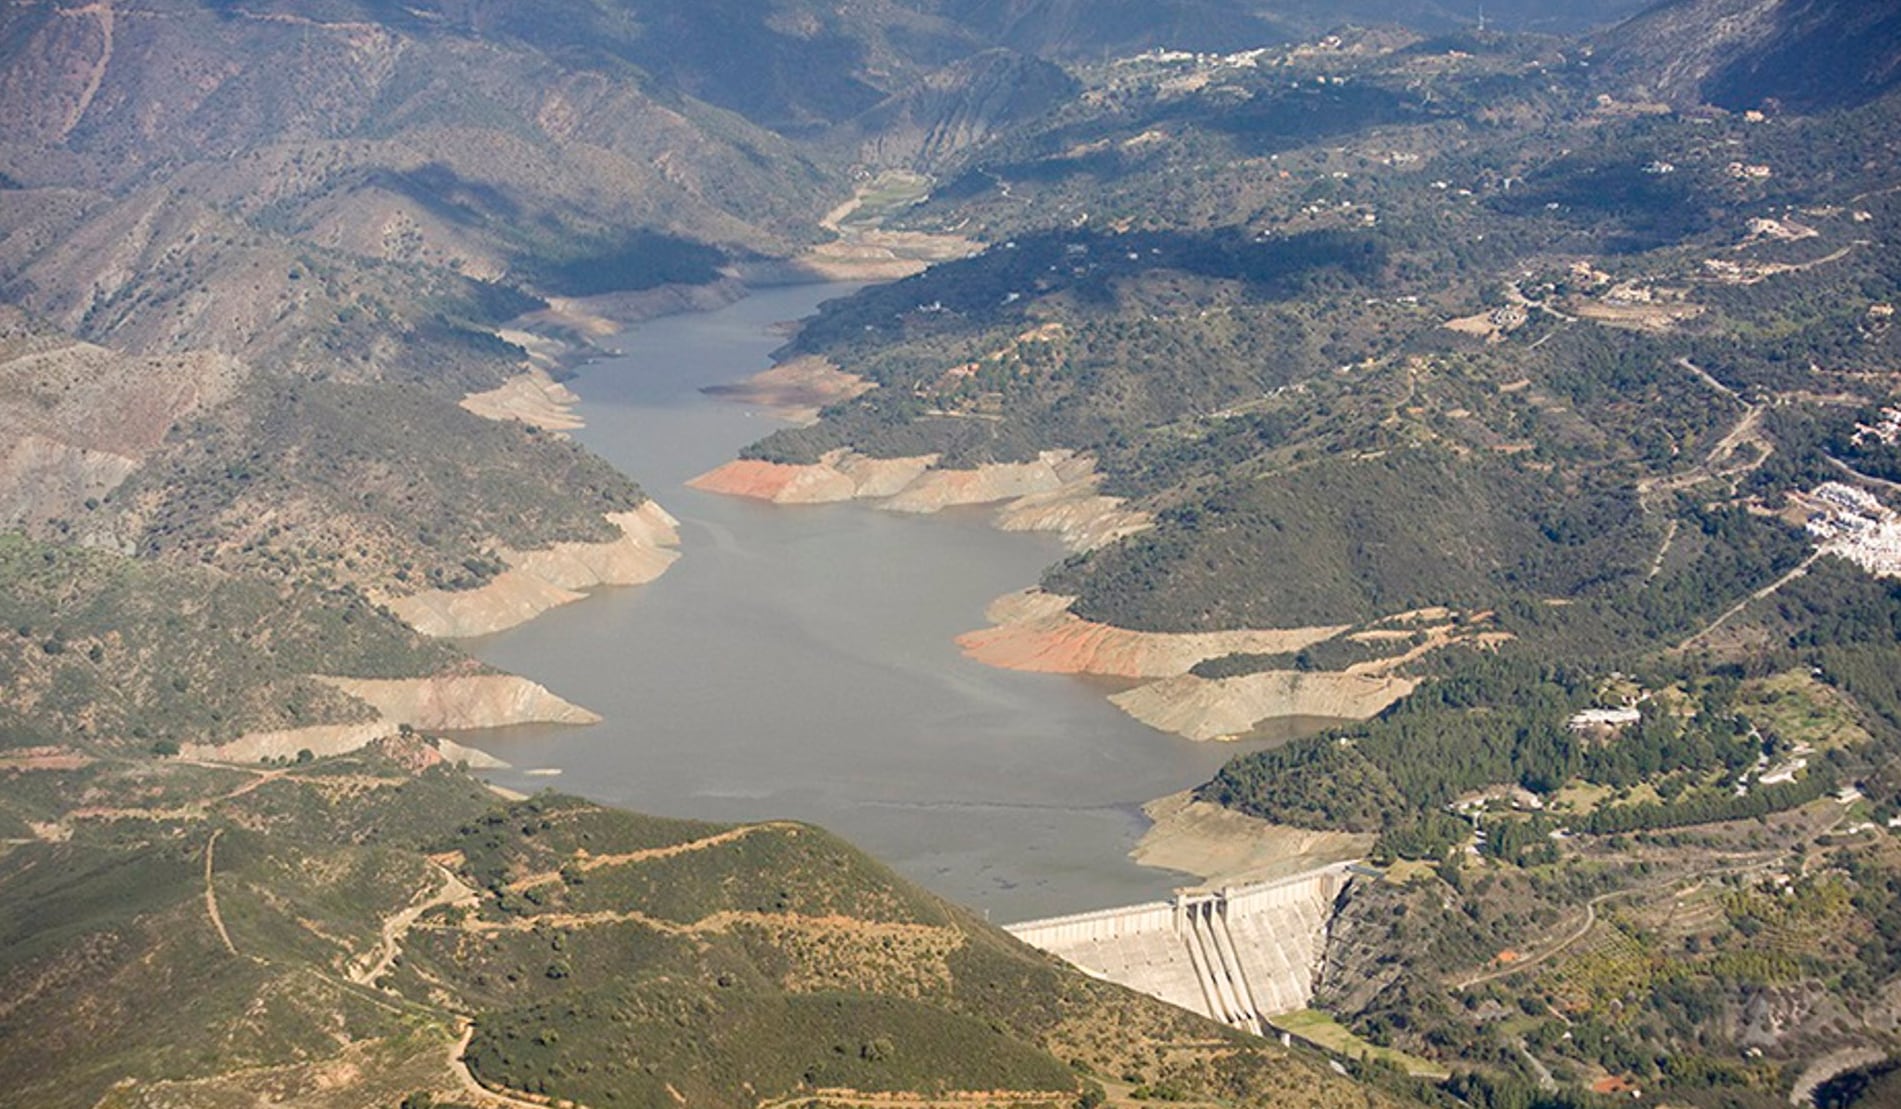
[459,284,1282,922]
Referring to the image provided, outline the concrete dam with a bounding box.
[1006,862,1355,1035]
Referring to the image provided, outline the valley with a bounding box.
[4,0,1901,1106]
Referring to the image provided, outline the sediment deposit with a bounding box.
[317,673,600,730]
[180,721,393,764]
[179,724,511,767]
[513,279,749,340]
[736,228,981,284]
[181,671,593,763]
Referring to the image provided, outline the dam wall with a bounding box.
[1004,900,1177,947]
[1006,862,1355,1034]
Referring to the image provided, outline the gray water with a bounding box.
[463,283,1268,922]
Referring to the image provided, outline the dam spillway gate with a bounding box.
[1004,862,1354,1036]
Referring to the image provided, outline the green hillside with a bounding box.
[0,738,1410,1109]
[706,21,1901,1104]
[0,534,458,751]
[4,2,1901,1106]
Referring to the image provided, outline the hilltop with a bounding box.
[0,734,1409,1109]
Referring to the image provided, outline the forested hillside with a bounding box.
[708,13,1901,1103]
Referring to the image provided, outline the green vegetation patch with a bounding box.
[515,231,728,297]
[1201,653,1832,851]
[120,377,646,595]
[449,797,947,926]
[467,985,1077,1107]
[1191,633,1417,679]
[561,826,948,925]
[0,533,459,749]
[1055,448,1651,630]
[1275,1009,1449,1079]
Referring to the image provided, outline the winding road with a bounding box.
[202,829,239,957]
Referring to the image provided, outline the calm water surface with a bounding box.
[462,284,1267,921]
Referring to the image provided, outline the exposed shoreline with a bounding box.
[230,285,741,757]
[953,589,1400,745]
[379,502,681,640]
[1133,788,1375,891]
[697,354,874,425]
[960,594,1510,744]
[336,273,859,756]
[956,589,1346,680]
[688,448,1152,554]
[686,432,1429,750]
[181,671,595,764]
[459,365,585,431]
[1109,670,1418,742]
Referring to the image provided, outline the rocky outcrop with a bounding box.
[1109,670,1418,742]
[385,502,681,638]
[955,590,1346,680]
[689,449,1149,552]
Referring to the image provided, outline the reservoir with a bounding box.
[464,283,1267,922]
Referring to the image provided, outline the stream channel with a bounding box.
[462,282,1273,922]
